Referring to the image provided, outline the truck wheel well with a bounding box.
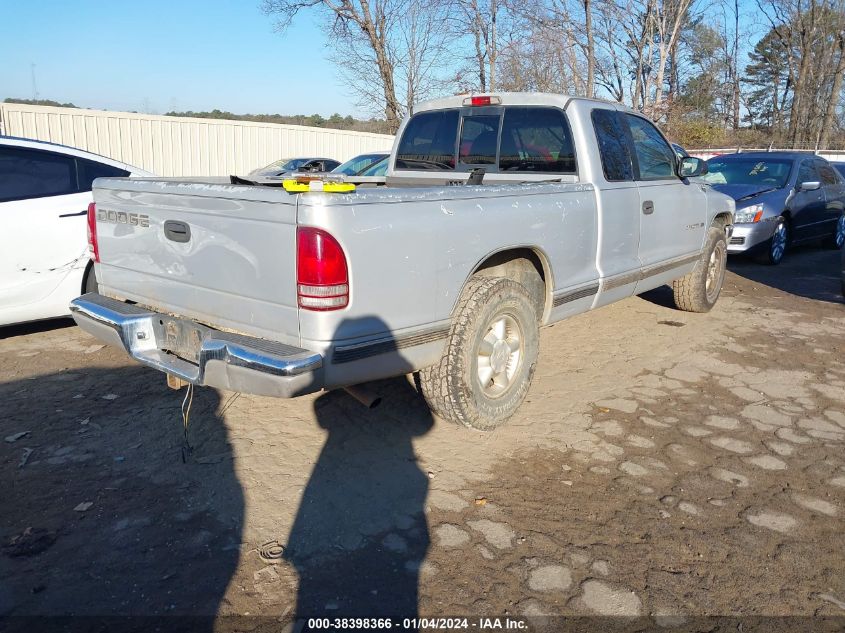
[471,248,549,322]
[713,212,732,230]
[82,261,94,294]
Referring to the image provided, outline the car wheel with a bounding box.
[84,265,99,294]
[418,276,539,430]
[823,213,845,250]
[672,225,727,313]
[764,218,788,265]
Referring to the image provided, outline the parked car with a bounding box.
[346,154,389,187]
[71,93,734,430]
[247,157,340,182]
[703,152,845,264]
[0,136,151,326]
[832,165,845,296]
[331,152,389,176]
[842,238,845,296]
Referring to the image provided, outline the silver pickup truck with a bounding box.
[70,93,734,430]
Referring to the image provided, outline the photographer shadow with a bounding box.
[285,319,435,625]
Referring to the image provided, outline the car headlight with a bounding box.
[734,204,764,224]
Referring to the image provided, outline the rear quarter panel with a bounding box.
[298,182,599,348]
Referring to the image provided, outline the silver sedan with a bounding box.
[704,152,845,265]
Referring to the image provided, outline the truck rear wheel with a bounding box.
[418,276,539,430]
[672,225,727,313]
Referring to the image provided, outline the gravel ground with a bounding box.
[1,246,843,632]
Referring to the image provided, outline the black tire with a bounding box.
[418,276,540,431]
[83,265,99,294]
[757,217,788,265]
[822,213,845,250]
[672,225,727,313]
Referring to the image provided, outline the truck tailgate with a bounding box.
[92,179,300,345]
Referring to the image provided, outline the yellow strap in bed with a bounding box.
[282,179,356,193]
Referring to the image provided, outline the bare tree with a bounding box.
[262,0,452,131]
[819,28,845,148]
[450,0,501,92]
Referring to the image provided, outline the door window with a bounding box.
[459,115,499,165]
[0,146,78,202]
[395,109,459,170]
[591,110,633,182]
[499,107,576,173]
[624,115,677,180]
[798,160,820,185]
[816,161,839,186]
[77,158,129,192]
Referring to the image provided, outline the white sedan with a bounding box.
[0,137,151,326]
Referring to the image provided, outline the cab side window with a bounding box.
[395,109,459,170]
[591,109,633,181]
[624,115,677,180]
[0,146,77,203]
[499,107,576,173]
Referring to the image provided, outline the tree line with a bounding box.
[262,0,845,148]
[2,99,393,135]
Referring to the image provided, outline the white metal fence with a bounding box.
[0,103,395,177]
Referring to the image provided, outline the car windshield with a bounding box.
[332,153,387,176]
[357,156,388,176]
[256,158,308,173]
[702,158,792,188]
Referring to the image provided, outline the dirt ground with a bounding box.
[1,245,844,632]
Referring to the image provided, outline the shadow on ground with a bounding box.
[637,245,844,310]
[286,318,434,627]
[727,245,844,304]
[0,318,74,340]
[0,365,243,631]
[1,316,438,630]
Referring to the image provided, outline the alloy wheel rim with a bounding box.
[706,242,726,301]
[771,223,787,262]
[476,314,523,398]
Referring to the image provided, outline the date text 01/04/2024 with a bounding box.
[305,617,528,630]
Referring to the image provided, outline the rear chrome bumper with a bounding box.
[69,293,323,398]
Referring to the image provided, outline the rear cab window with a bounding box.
[459,114,500,166]
[499,107,576,173]
[395,110,459,170]
[395,105,576,175]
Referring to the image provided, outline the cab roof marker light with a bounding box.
[463,95,502,106]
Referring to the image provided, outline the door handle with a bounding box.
[164,220,191,243]
[642,200,654,215]
[59,210,88,218]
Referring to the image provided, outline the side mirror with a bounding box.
[679,156,707,178]
[798,180,821,191]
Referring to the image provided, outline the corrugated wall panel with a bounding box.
[0,103,394,177]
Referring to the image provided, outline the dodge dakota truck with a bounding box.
[70,93,734,430]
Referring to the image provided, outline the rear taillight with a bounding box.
[87,202,100,263]
[296,227,349,310]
